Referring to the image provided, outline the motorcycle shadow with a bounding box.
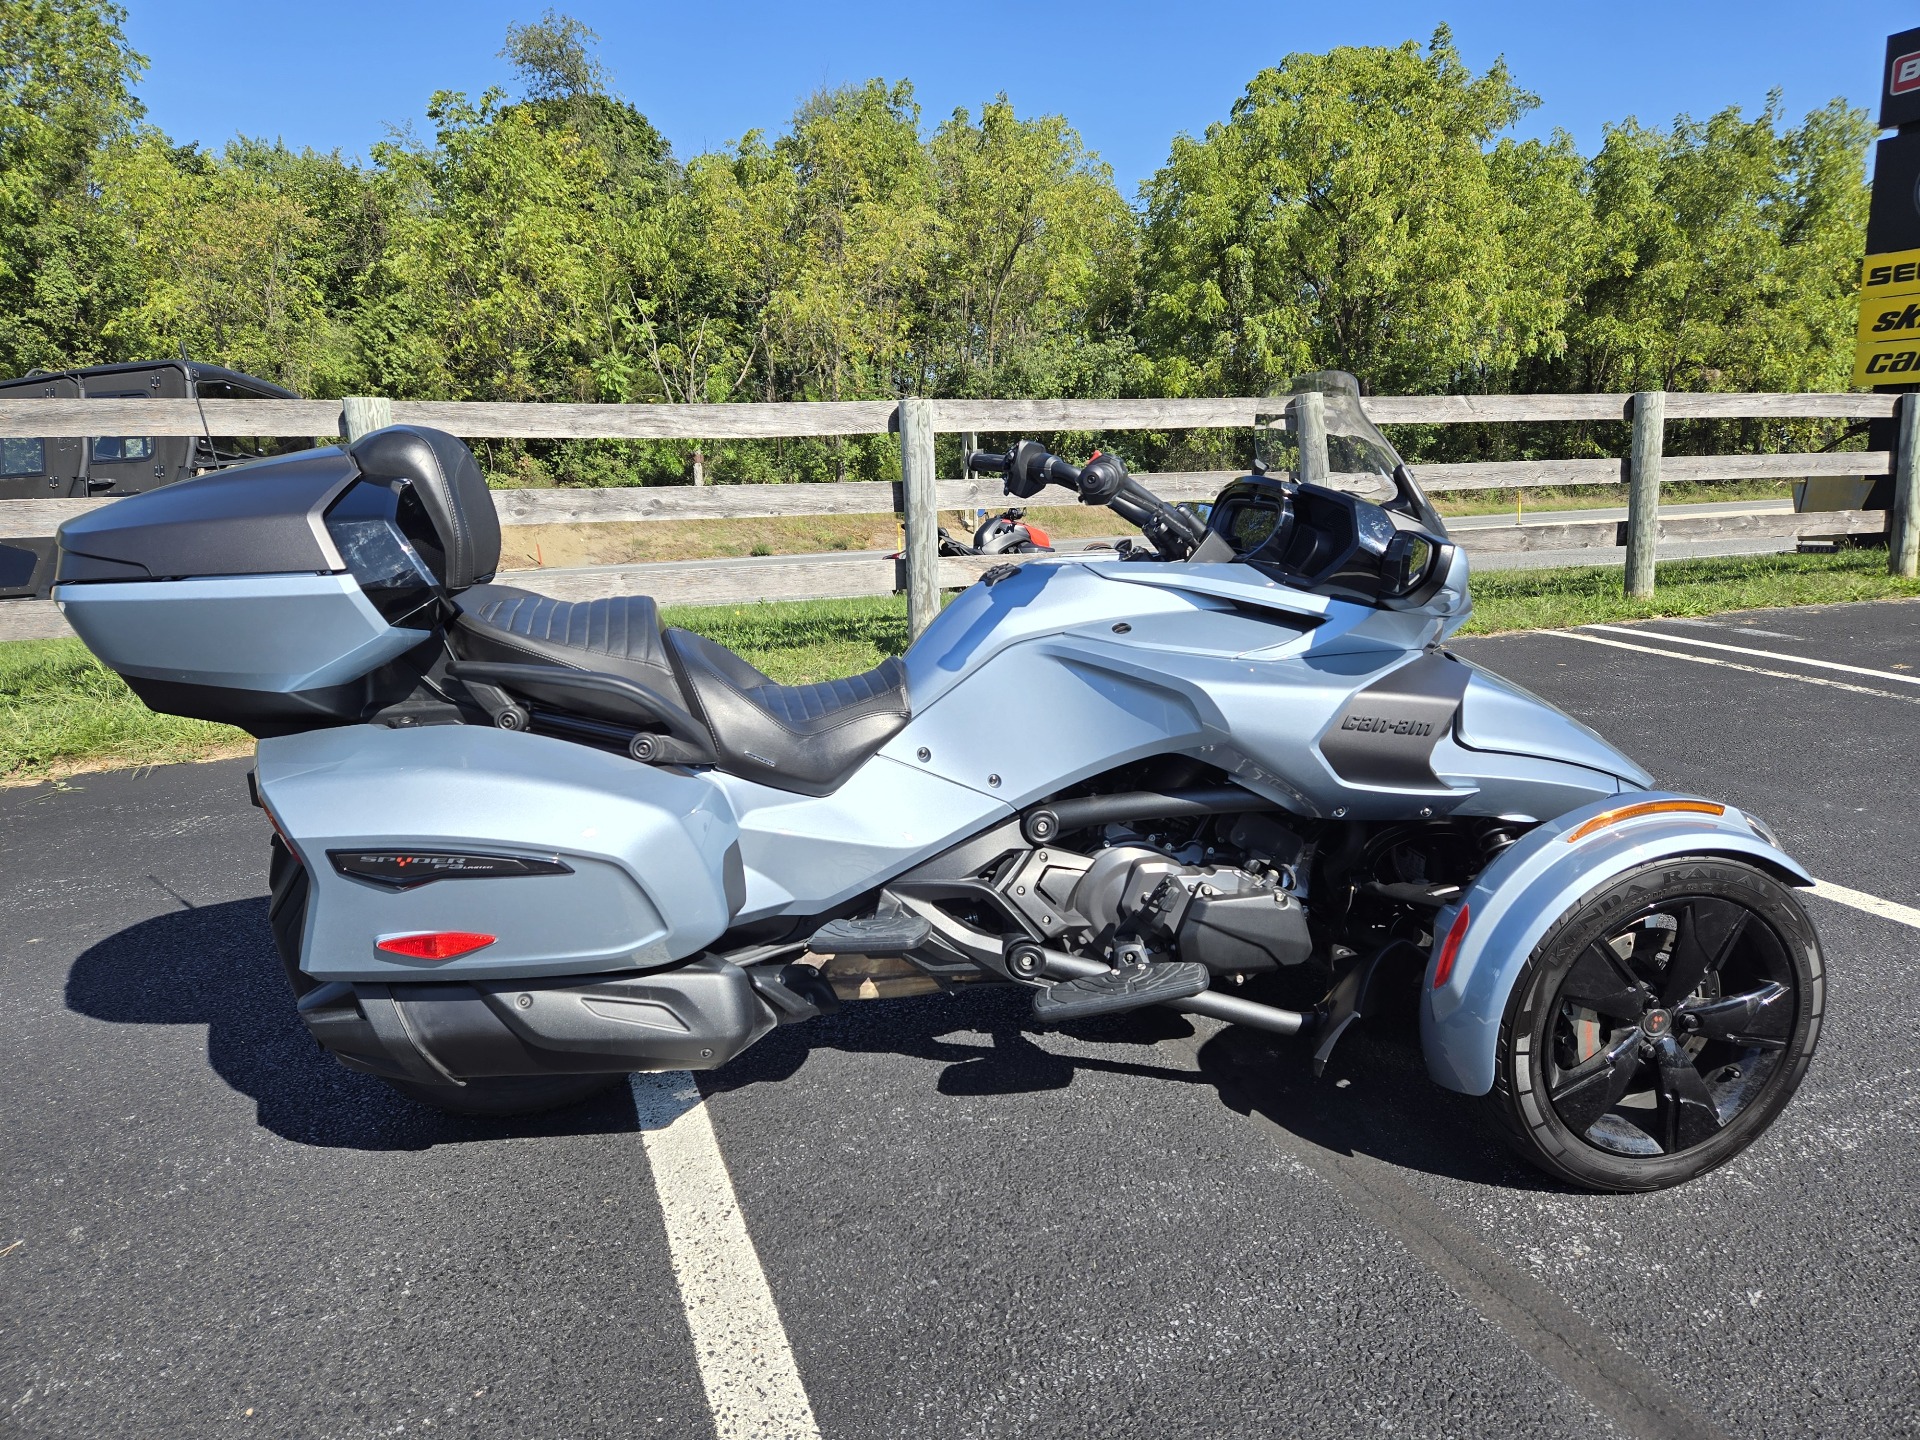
[1190,1013,1553,1192]
[704,981,1209,1100]
[64,898,643,1152]
[65,900,1548,1186]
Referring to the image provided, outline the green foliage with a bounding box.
[0,4,1879,492]
[0,0,146,373]
[1137,28,1590,398]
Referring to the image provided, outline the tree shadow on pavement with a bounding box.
[64,898,641,1151]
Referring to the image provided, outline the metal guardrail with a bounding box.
[3,391,1916,629]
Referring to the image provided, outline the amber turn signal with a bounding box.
[1563,799,1725,844]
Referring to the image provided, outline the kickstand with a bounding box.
[1311,939,1425,1077]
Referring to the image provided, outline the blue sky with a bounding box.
[123,0,1900,193]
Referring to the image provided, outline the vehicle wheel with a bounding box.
[380,1073,625,1117]
[1487,856,1822,1192]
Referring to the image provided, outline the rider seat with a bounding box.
[451,585,909,795]
[362,425,912,795]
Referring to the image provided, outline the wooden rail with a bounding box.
[0,390,1901,438]
[4,390,1918,623]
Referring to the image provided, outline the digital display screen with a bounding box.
[1227,502,1281,550]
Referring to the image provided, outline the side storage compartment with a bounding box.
[255,724,745,985]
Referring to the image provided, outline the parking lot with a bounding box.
[4,598,1919,1440]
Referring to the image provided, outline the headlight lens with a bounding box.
[1740,809,1782,847]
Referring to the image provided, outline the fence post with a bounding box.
[1891,393,1920,579]
[1624,390,1664,598]
[341,396,392,443]
[899,397,940,638]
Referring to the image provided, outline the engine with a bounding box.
[987,808,1316,977]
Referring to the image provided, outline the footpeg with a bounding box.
[807,912,932,956]
[1032,960,1209,1023]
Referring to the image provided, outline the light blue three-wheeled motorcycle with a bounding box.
[52,371,1822,1191]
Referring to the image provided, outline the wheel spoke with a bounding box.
[1549,1027,1646,1135]
[1652,1034,1723,1151]
[1684,981,1793,1050]
[1661,898,1749,1009]
[1561,940,1650,1021]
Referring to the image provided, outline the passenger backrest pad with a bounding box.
[349,425,500,591]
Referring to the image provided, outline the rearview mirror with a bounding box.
[1381,532,1436,598]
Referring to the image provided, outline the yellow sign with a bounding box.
[1853,245,1920,384]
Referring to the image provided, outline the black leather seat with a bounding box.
[380,425,909,793]
[453,583,682,729]
[664,628,910,796]
[452,585,909,793]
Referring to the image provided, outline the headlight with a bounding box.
[1740,810,1782,848]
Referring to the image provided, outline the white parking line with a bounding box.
[1583,624,1920,686]
[1557,631,1920,706]
[1806,879,1920,931]
[631,1071,822,1440]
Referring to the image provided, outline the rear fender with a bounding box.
[1419,793,1812,1095]
[257,724,742,984]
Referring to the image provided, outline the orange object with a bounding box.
[1564,799,1725,844]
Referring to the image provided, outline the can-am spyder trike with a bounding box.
[53,372,1822,1191]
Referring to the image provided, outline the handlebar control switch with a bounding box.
[1076,453,1129,505]
[1006,440,1054,499]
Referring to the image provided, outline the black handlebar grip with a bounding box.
[966,449,1008,475]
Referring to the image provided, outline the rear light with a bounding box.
[1432,905,1471,989]
[376,931,496,960]
[1564,799,1724,843]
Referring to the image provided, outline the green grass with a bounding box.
[7,550,1919,784]
[0,637,254,783]
[1458,548,1920,634]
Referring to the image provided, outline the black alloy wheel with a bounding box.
[1490,857,1823,1192]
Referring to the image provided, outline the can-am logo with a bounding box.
[1894,50,1920,96]
[1340,714,1434,737]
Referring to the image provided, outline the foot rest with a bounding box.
[808,913,932,956]
[1032,960,1209,1023]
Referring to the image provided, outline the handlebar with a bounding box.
[964,441,1219,561]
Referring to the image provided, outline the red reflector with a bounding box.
[1432,905,1471,989]
[376,931,496,960]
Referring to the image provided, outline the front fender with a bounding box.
[1419,793,1812,1096]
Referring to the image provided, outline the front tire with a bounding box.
[1487,857,1823,1192]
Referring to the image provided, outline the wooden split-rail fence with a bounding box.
[2,390,1916,638]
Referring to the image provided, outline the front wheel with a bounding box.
[1487,857,1823,1192]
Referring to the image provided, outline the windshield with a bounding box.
[1254,371,1445,534]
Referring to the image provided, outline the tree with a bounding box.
[1136,27,1592,398]
[88,135,373,395]
[919,97,1138,399]
[1553,97,1873,397]
[0,0,146,372]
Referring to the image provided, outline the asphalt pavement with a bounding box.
[5,599,1920,1438]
